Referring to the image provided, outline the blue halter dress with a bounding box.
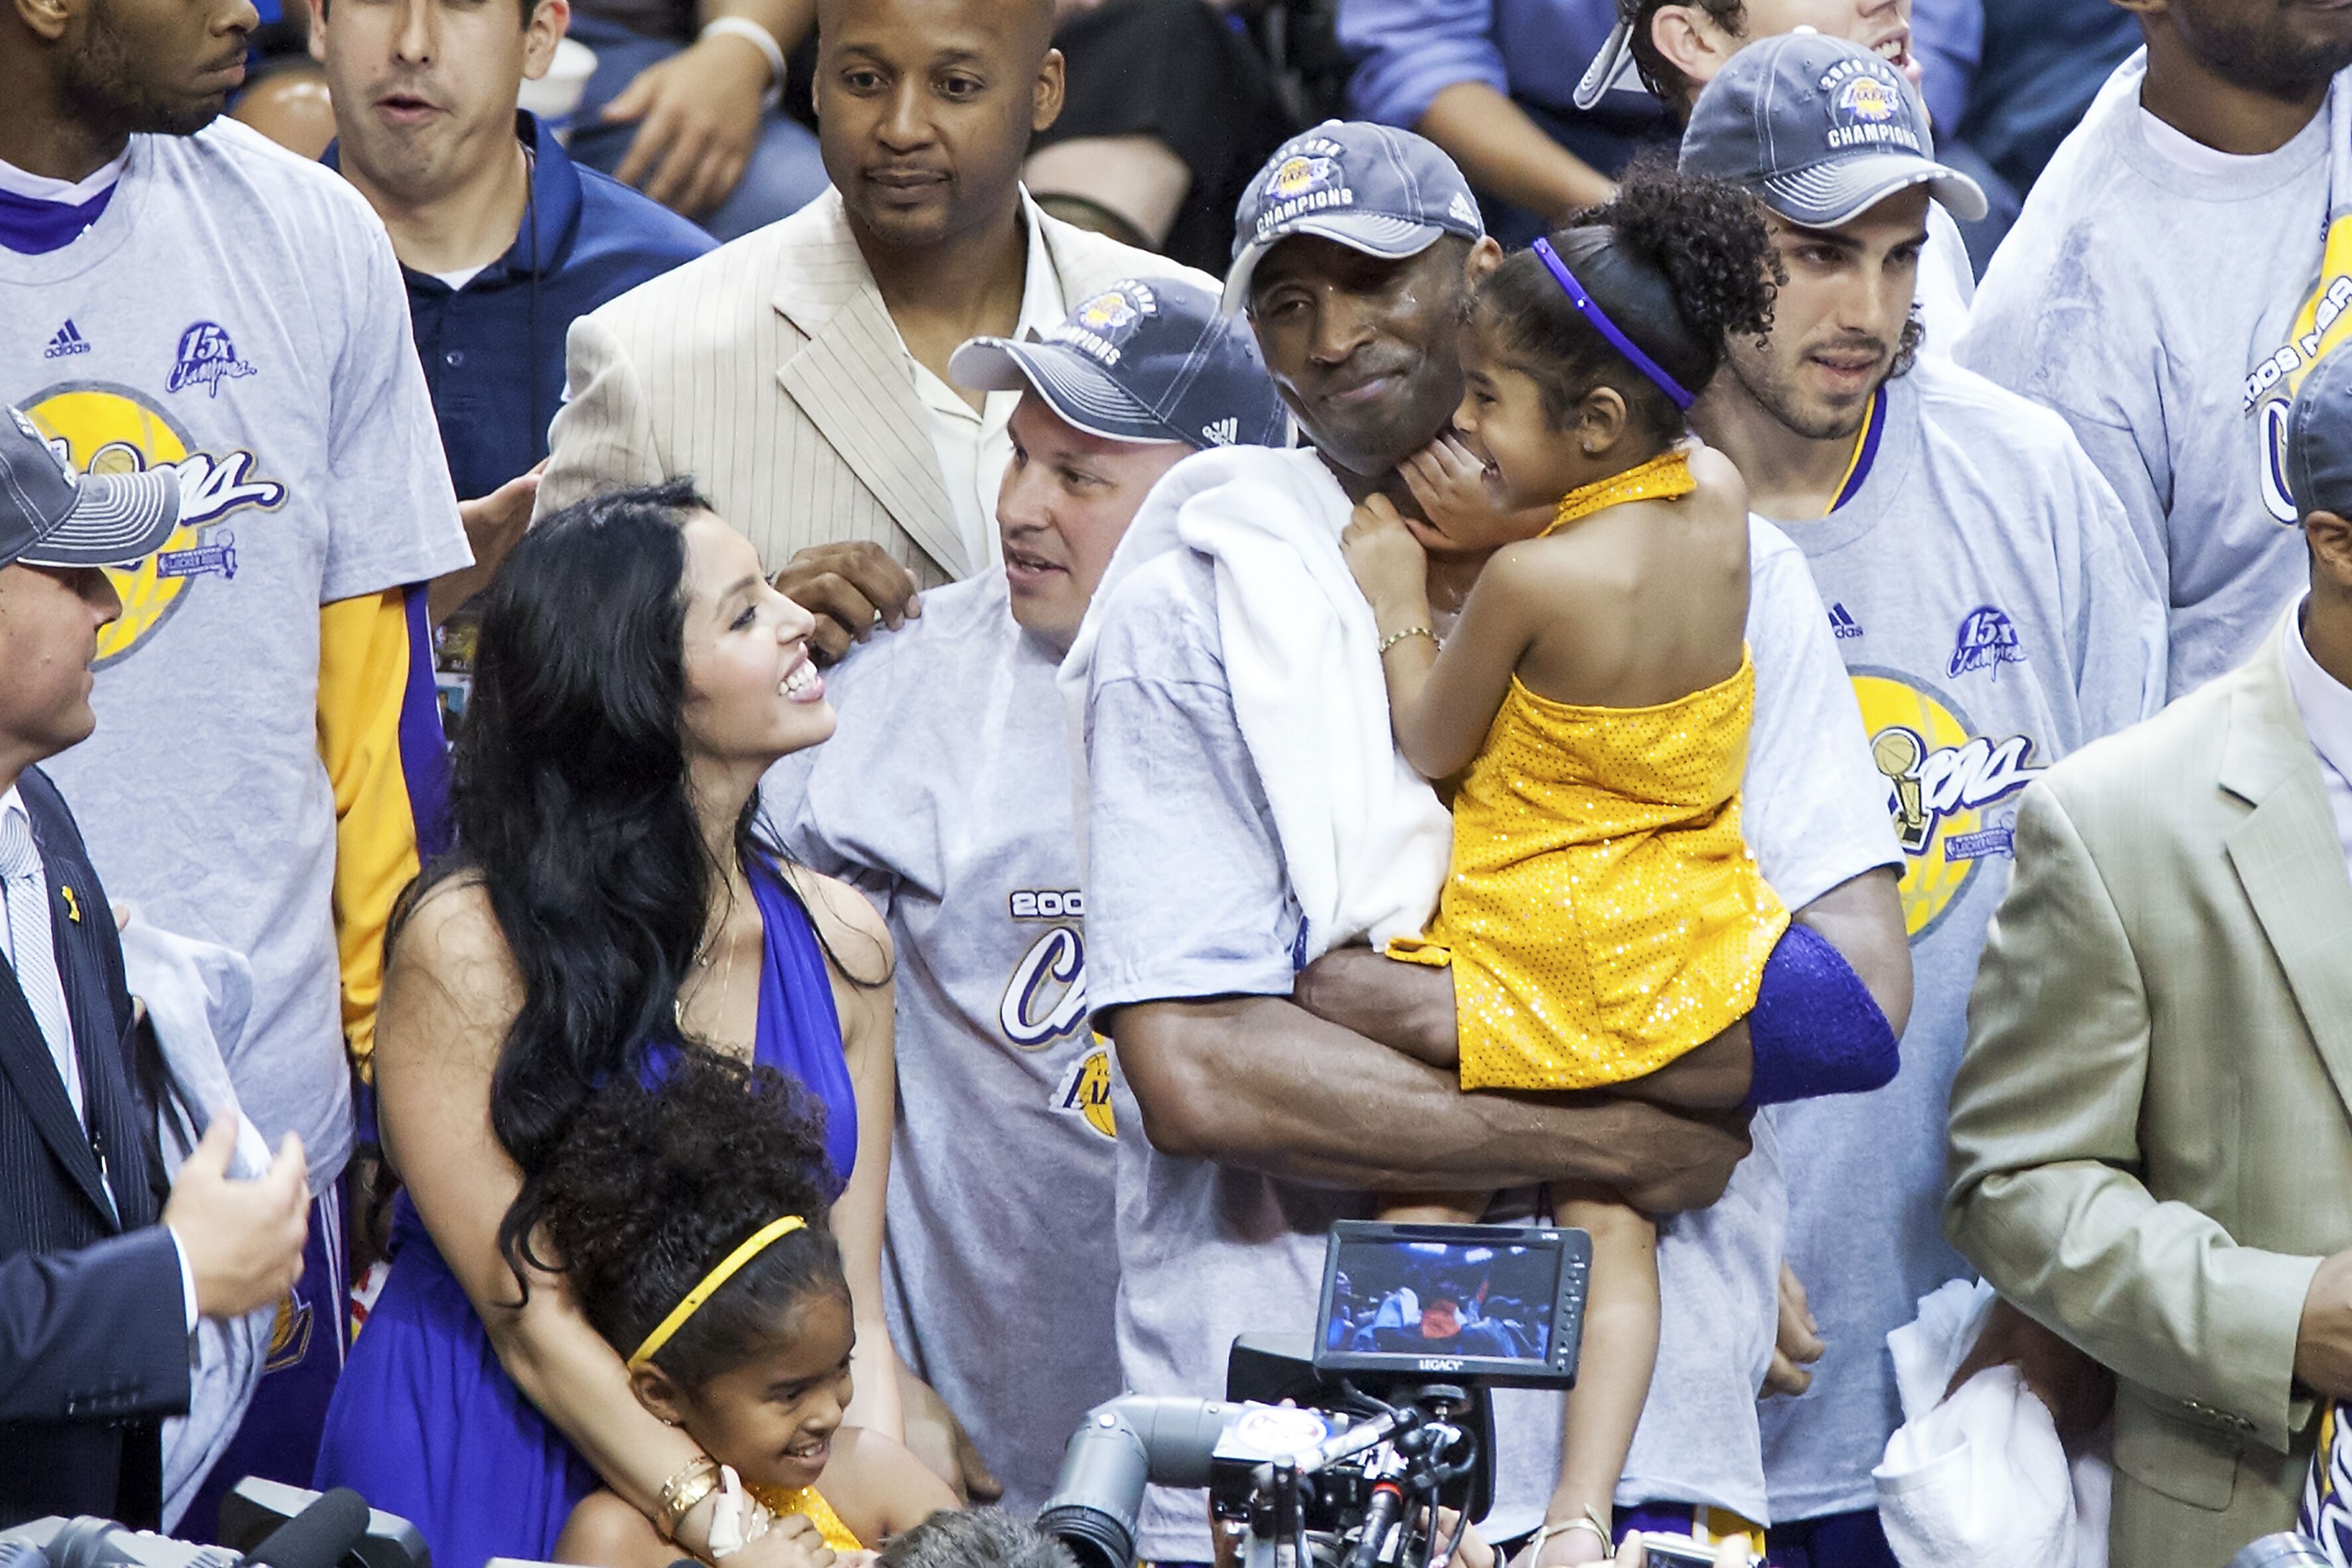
[313,869,858,1568]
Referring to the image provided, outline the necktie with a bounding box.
[0,806,82,1125]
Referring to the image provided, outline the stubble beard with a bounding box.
[64,0,223,139]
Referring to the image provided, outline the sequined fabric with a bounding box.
[749,1482,866,1551]
[1545,447,1696,534]
[1389,653,1789,1091]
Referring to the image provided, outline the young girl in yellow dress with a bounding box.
[543,1054,956,1567]
[1339,178,1899,1564]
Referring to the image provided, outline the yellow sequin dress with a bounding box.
[750,1484,865,1551]
[1388,451,1790,1091]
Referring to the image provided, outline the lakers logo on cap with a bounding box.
[1271,154,1341,200]
[1834,73,1900,125]
[1050,283,1158,368]
[1077,291,1140,335]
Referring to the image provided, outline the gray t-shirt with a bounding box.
[1755,355,2166,1520]
[2,121,469,1188]
[765,574,1121,1514]
[1080,496,1901,1555]
[1958,50,2349,698]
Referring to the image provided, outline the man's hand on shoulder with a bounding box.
[774,542,924,663]
[162,1116,309,1321]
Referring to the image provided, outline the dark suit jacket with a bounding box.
[0,767,189,1529]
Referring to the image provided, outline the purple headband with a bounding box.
[1529,237,1696,411]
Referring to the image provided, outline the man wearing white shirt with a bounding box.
[1958,0,2352,697]
[0,406,309,1528]
[1945,345,2352,1564]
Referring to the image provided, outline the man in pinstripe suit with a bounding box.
[0,410,309,1528]
[536,0,1214,659]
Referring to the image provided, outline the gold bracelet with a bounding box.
[1379,625,1439,655]
[657,1455,722,1541]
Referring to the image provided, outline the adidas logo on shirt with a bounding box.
[1828,601,1865,640]
[42,320,90,360]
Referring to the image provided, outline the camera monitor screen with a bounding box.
[1313,1221,1591,1389]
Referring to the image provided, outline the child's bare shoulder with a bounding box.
[1484,529,1638,609]
[1682,441,1751,526]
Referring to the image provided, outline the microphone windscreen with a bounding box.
[242,1488,372,1568]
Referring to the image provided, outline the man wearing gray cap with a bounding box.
[1958,0,2352,701]
[1945,347,2352,1565]
[1676,34,2167,1563]
[761,275,1288,1514]
[1569,0,1977,353]
[1064,119,1915,1564]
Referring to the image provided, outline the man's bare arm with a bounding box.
[1108,994,1749,1214]
[1788,866,1912,1036]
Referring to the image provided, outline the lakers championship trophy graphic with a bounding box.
[1873,726,1932,852]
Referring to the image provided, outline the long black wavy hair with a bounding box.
[540,1053,848,1390]
[395,478,796,1295]
[1474,171,1782,441]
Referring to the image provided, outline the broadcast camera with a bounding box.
[0,1481,426,1568]
[1041,1221,1592,1568]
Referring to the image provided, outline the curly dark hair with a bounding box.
[1474,171,1782,441]
[537,1052,848,1390]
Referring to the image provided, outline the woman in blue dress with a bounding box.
[314,480,903,1568]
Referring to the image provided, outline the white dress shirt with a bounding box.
[0,784,198,1331]
[0,785,83,1124]
[903,191,1068,574]
[2285,599,2352,880]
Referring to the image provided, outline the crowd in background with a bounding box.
[1,1,2349,1567]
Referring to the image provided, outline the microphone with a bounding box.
[240,1488,372,1568]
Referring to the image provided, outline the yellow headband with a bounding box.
[627,1215,808,1370]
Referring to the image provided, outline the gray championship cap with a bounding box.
[2286,350,2352,519]
[1223,120,1486,316]
[1680,33,1986,227]
[0,404,179,573]
[951,275,1291,451]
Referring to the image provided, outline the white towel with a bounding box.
[1874,1279,2111,1568]
[1061,445,1450,956]
[118,907,277,1533]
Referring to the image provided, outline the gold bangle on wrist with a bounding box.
[1379,625,1439,656]
[657,1455,722,1541]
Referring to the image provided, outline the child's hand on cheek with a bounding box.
[1397,433,1556,554]
[1341,493,1431,622]
[1397,433,1500,547]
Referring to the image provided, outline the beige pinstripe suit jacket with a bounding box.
[1945,616,2352,1565]
[536,189,1210,584]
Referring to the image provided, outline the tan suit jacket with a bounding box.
[536,189,1211,583]
[1946,615,2352,1566]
